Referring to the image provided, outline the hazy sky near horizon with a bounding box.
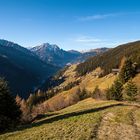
[0,0,140,51]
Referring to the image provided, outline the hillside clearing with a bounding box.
[58,66,116,92]
[0,98,140,140]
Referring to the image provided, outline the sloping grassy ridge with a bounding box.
[0,99,140,140]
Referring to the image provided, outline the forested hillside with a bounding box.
[76,41,140,76]
[0,39,59,97]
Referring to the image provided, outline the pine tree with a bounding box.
[113,79,123,100]
[15,94,22,106]
[106,78,123,101]
[123,80,138,101]
[0,78,21,132]
[26,93,37,109]
[106,86,114,100]
[20,99,32,123]
[119,58,135,83]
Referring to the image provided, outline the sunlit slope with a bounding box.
[55,65,116,92]
[76,40,140,76]
[1,99,140,140]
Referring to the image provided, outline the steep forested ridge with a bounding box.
[0,40,59,97]
[76,41,140,76]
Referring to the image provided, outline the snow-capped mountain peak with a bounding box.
[32,43,60,52]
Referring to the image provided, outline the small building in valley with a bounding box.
[112,69,120,75]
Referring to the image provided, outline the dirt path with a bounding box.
[90,106,140,140]
[128,107,140,140]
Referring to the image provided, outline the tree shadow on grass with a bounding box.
[10,103,126,133]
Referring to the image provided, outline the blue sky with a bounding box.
[0,0,140,51]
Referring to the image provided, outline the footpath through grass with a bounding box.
[0,98,140,140]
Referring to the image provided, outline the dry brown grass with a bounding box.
[33,86,81,114]
[33,65,140,119]
[1,99,140,140]
[32,66,117,115]
[80,73,116,92]
[57,65,116,93]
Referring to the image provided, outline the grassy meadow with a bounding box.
[0,98,140,140]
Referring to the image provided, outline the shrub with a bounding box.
[79,88,88,100]
[92,86,103,99]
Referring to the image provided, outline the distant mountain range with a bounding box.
[0,39,59,98]
[31,43,109,67]
[0,39,109,97]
